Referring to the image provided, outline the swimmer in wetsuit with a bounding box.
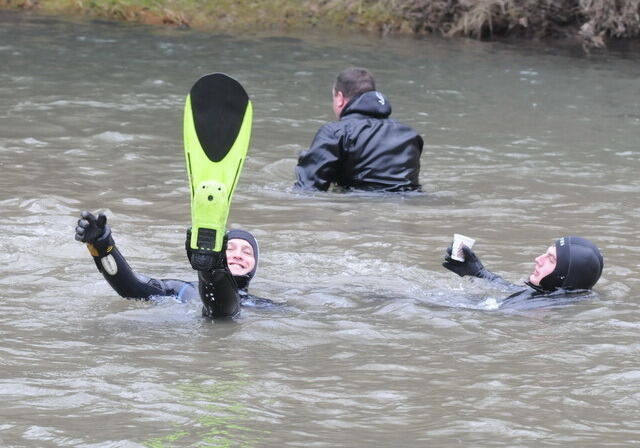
[75,210,275,318]
[442,236,604,307]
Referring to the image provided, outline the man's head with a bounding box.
[529,236,603,292]
[226,229,259,288]
[332,67,376,118]
[529,245,557,287]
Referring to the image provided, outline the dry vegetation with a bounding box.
[2,0,639,47]
[397,0,640,47]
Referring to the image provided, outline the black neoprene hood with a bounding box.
[539,236,604,292]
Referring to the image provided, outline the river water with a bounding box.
[1,10,639,447]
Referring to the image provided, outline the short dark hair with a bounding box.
[334,67,376,99]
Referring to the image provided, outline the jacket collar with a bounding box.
[340,90,392,119]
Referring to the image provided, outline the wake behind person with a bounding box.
[294,67,423,192]
[442,236,604,308]
[75,211,277,318]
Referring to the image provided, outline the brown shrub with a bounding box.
[393,0,640,46]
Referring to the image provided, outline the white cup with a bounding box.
[451,234,475,262]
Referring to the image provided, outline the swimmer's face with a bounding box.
[226,238,255,277]
[529,245,557,286]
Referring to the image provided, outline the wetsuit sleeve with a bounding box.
[239,290,283,308]
[477,269,523,292]
[198,269,241,318]
[444,246,521,292]
[86,230,192,300]
[294,124,342,191]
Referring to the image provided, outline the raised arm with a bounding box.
[185,229,241,318]
[442,245,520,290]
[75,211,193,300]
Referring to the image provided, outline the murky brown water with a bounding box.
[1,10,639,447]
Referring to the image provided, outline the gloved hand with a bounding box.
[75,211,108,244]
[185,227,228,271]
[442,245,484,277]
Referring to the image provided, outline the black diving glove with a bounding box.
[442,245,485,277]
[75,210,114,257]
[185,227,228,272]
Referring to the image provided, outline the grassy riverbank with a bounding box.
[3,0,640,47]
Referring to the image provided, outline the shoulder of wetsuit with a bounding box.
[476,270,524,292]
[160,279,197,302]
[239,292,284,309]
[500,285,542,306]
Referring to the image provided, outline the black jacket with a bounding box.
[295,91,423,192]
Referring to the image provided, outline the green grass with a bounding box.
[2,0,406,32]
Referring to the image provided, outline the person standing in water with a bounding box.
[442,236,604,307]
[75,210,275,318]
[294,67,423,192]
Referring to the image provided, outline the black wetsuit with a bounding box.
[87,231,274,318]
[294,90,423,192]
[442,238,602,309]
[475,269,591,309]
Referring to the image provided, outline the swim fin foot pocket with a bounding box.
[183,73,252,266]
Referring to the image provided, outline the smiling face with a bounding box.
[529,245,557,286]
[225,238,256,276]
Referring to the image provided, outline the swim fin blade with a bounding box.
[183,73,252,267]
